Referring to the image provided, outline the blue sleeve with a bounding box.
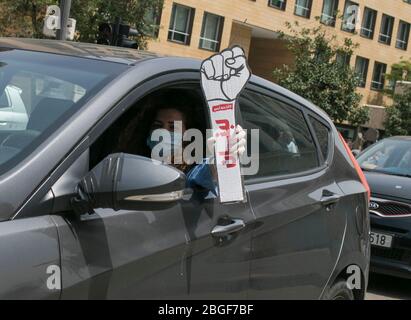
[186,160,217,196]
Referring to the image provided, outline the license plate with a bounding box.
[370,232,393,248]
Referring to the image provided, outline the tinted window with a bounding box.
[309,116,330,162]
[0,49,127,174]
[0,90,10,108]
[239,90,319,179]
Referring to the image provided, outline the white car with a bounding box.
[0,85,28,130]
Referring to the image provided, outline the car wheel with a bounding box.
[323,280,355,300]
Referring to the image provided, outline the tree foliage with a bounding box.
[383,60,411,136]
[0,0,163,48]
[0,0,55,38]
[384,89,411,136]
[273,21,369,127]
[384,59,411,96]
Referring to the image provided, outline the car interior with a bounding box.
[89,84,210,170]
[0,64,105,169]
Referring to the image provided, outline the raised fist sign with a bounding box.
[200,46,251,203]
[201,46,251,102]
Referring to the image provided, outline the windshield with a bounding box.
[0,49,127,174]
[357,138,411,177]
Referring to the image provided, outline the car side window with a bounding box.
[309,116,330,163]
[239,90,319,179]
[0,90,11,109]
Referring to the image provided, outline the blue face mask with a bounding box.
[146,131,183,156]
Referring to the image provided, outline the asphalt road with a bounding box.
[366,273,411,300]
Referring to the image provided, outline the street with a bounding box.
[366,273,411,300]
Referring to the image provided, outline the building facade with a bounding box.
[147,0,411,134]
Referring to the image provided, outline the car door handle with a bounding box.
[320,190,341,207]
[211,219,245,237]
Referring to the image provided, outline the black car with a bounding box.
[357,136,411,279]
[0,38,370,299]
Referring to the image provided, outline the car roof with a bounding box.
[387,136,411,141]
[0,37,158,65]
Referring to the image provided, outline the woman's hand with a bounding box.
[207,124,246,157]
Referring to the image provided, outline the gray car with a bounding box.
[0,38,370,300]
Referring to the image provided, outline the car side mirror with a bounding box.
[71,153,186,215]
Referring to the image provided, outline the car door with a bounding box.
[53,157,254,300]
[51,171,192,300]
[0,216,61,299]
[47,77,254,299]
[168,84,254,299]
[238,87,346,299]
[178,184,254,299]
[48,85,192,299]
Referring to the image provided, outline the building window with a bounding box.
[320,0,339,27]
[404,0,411,4]
[396,20,410,50]
[168,3,195,45]
[371,62,387,91]
[268,0,287,11]
[336,51,351,67]
[360,7,377,39]
[342,1,359,33]
[354,56,369,88]
[379,14,394,45]
[199,12,224,52]
[144,3,163,38]
[294,0,312,18]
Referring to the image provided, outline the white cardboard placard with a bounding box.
[200,46,251,203]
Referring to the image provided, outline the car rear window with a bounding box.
[309,116,331,163]
[0,49,127,174]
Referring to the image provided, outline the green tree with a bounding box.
[0,0,163,49]
[384,89,411,136]
[384,59,411,96]
[273,21,369,127]
[71,0,163,49]
[0,0,55,38]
